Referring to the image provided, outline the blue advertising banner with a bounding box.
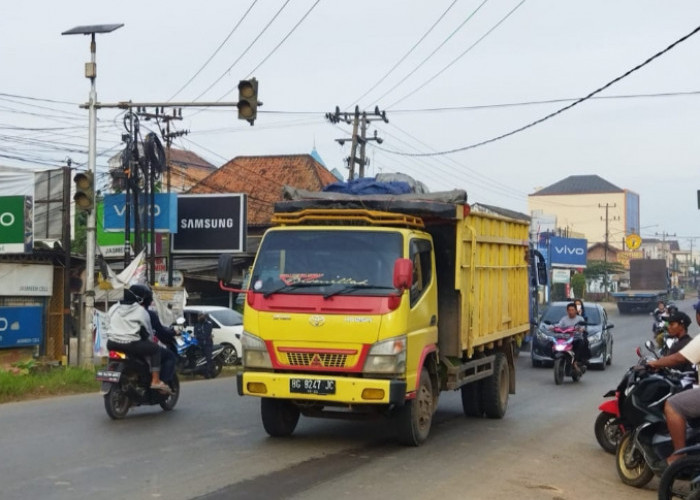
[549,236,588,267]
[0,305,43,348]
[102,193,178,233]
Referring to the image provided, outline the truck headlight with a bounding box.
[364,336,406,374]
[241,331,272,369]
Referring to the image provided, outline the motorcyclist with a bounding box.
[105,284,170,393]
[194,312,215,378]
[647,305,700,464]
[549,302,589,372]
[138,289,178,385]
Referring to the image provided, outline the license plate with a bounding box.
[95,370,121,383]
[290,378,335,395]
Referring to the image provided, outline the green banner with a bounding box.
[0,196,32,254]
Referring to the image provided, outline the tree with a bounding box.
[583,260,626,280]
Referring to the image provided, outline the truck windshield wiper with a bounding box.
[262,282,323,298]
[323,284,396,299]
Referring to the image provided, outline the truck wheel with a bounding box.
[461,380,484,417]
[396,368,434,446]
[261,398,300,437]
[482,352,509,419]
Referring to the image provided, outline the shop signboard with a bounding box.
[0,196,32,254]
[0,305,43,348]
[172,194,247,254]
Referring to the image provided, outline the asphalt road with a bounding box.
[1,299,697,500]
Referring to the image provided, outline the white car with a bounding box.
[182,306,243,365]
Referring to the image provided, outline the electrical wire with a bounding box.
[368,0,490,107]
[386,0,527,109]
[377,23,700,158]
[192,0,291,102]
[346,0,459,109]
[167,0,259,101]
[243,0,321,80]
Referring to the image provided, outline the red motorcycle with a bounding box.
[595,389,624,454]
[550,323,587,385]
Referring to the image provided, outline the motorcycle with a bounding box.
[615,341,698,488]
[174,328,226,378]
[596,338,680,454]
[658,443,700,500]
[95,348,180,420]
[595,388,624,454]
[550,323,587,385]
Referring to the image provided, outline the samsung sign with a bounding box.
[172,194,247,254]
[549,236,588,267]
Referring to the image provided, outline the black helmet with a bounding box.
[667,303,679,315]
[124,284,153,306]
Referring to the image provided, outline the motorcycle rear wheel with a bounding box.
[553,358,565,385]
[616,431,654,488]
[104,385,130,420]
[210,358,223,378]
[159,375,180,411]
[658,455,700,500]
[594,411,622,454]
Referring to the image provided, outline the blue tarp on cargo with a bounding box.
[322,177,412,195]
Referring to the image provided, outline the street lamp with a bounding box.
[62,23,123,367]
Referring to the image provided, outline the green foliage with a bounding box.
[0,365,99,404]
[72,210,87,254]
[571,273,586,298]
[583,260,626,280]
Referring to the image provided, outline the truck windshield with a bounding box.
[250,230,403,296]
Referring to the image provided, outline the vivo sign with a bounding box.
[550,236,587,267]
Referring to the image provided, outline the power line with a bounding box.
[368,0,490,108]
[377,23,700,158]
[167,0,259,101]
[192,0,291,102]
[243,0,321,79]
[346,0,459,109]
[386,0,527,109]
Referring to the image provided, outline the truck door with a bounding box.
[408,238,438,344]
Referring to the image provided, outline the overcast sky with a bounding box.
[2,1,700,248]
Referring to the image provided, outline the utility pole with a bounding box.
[326,106,388,180]
[599,203,619,297]
[136,107,187,286]
[656,231,676,264]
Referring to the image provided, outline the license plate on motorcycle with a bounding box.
[289,378,335,395]
[95,370,121,383]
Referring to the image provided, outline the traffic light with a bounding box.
[73,171,94,212]
[237,78,258,125]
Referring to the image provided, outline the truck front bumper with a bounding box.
[237,371,406,406]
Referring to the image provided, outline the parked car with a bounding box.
[530,301,614,370]
[182,306,243,365]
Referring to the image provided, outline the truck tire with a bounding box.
[461,380,484,417]
[261,398,300,437]
[396,368,434,446]
[482,352,509,419]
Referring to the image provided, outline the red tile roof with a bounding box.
[188,154,338,226]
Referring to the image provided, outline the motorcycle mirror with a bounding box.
[644,340,660,359]
[636,347,642,358]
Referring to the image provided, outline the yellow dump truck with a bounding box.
[229,190,546,445]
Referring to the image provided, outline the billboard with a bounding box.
[549,236,587,267]
[102,193,178,233]
[0,196,33,254]
[172,194,247,254]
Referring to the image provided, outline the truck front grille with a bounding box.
[283,352,348,368]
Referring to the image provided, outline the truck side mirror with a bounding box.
[393,258,413,290]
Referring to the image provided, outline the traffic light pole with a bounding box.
[81,33,98,368]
